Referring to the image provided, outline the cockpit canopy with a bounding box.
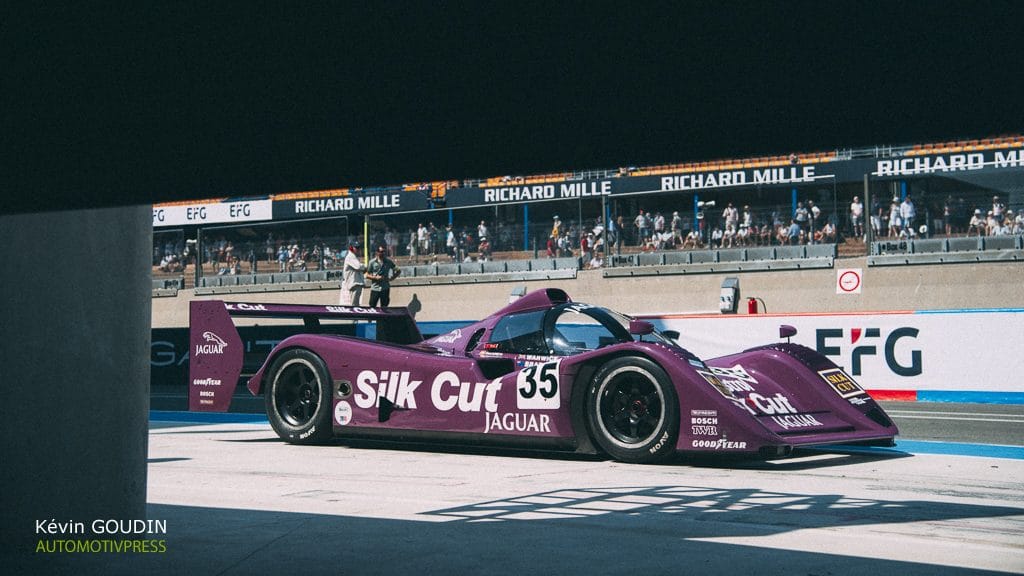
[481,302,675,356]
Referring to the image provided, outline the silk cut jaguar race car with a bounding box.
[189,288,897,463]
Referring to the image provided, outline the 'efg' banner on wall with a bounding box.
[644,308,1024,403]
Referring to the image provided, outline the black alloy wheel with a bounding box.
[587,356,679,463]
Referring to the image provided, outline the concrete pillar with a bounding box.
[0,206,151,557]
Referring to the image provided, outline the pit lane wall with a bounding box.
[641,309,1024,404]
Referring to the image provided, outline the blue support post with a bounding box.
[693,194,700,232]
[523,204,530,251]
[900,181,907,201]
[448,209,453,226]
[791,188,798,216]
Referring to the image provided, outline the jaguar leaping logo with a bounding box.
[196,331,228,355]
[203,331,228,346]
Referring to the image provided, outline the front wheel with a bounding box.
[264,349,333,444]
[586,356,679,463]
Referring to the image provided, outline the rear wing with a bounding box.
[188,301,422,412]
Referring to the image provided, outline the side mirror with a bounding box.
[629,319,655,336]
[661,330,680,341]
[779,325,797,342]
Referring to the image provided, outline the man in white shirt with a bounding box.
[850,196,864,240]
[900,195,916,235]
[339,243,366,306]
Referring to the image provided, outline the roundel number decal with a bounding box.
[517,361,560,409]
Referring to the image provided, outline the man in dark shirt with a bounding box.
[366,245,401,307]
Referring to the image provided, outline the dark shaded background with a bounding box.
[4,3,1022,214]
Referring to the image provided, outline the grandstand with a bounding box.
[153,135,1023,295]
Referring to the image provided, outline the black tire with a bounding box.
[264,349,333,444]
[586,356,679,463]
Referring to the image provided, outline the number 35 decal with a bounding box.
[517,360,560,409]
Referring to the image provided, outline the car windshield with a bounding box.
[487,303,675,356]
[548,303,675,354]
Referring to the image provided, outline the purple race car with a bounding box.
[189,288,897,463]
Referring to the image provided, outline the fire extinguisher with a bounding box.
[747,297,766,314]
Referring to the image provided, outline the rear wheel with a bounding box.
[265,349,333,444]
[586,356,679,463]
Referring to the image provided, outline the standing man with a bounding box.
[850,196,864,241]
[900,194,917,236]
[339,242,365,306]
[366,245,401,307]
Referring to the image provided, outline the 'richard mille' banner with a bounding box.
[272,190,431,220]
[445,164,847,208]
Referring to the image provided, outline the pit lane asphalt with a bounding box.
[19,401,1024,576]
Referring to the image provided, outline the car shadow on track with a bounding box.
[216,435,911,469]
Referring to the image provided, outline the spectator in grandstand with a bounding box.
[567,224,579,253]
[888,200,902,238]
[635,210,650,245]
[653,211,666,238]
[986,211,999,236]
[287,244,306,271]
[264,234,275,262]
[417,223,429,256]
[815,221,836,244]
[807,201,821,244]
[478,236,492,261]
[339,242,366,306]
[445,224,457,261]
[605,216,619,250]
[682,228,702,249]
[775,223,790,245]
[992,196,1006,225]
[870,195,883,238]
[670,211,683,246]
[710,226,723,248]
[758,224,772,246]
[227,256,241,275]
[900,195,917,235]
[580,232,592,263]
[551,215,562,240]
[787,219,802,245]
[159,253,183,273]
[741,205,754,230]
[968,209,986,236]
[277,244,288,272]
[429,223,441,255]
[1013,210,1023,235]
[366,246,401,308]
[557,231,570,257]
[592,228,605,255]
[477,220,489,243]
[942,196,955,237]
[722,223,737,248]
[850,196,864,241]
[722,202,738,232]
[793,202,809,235]
[588,251,604,269]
